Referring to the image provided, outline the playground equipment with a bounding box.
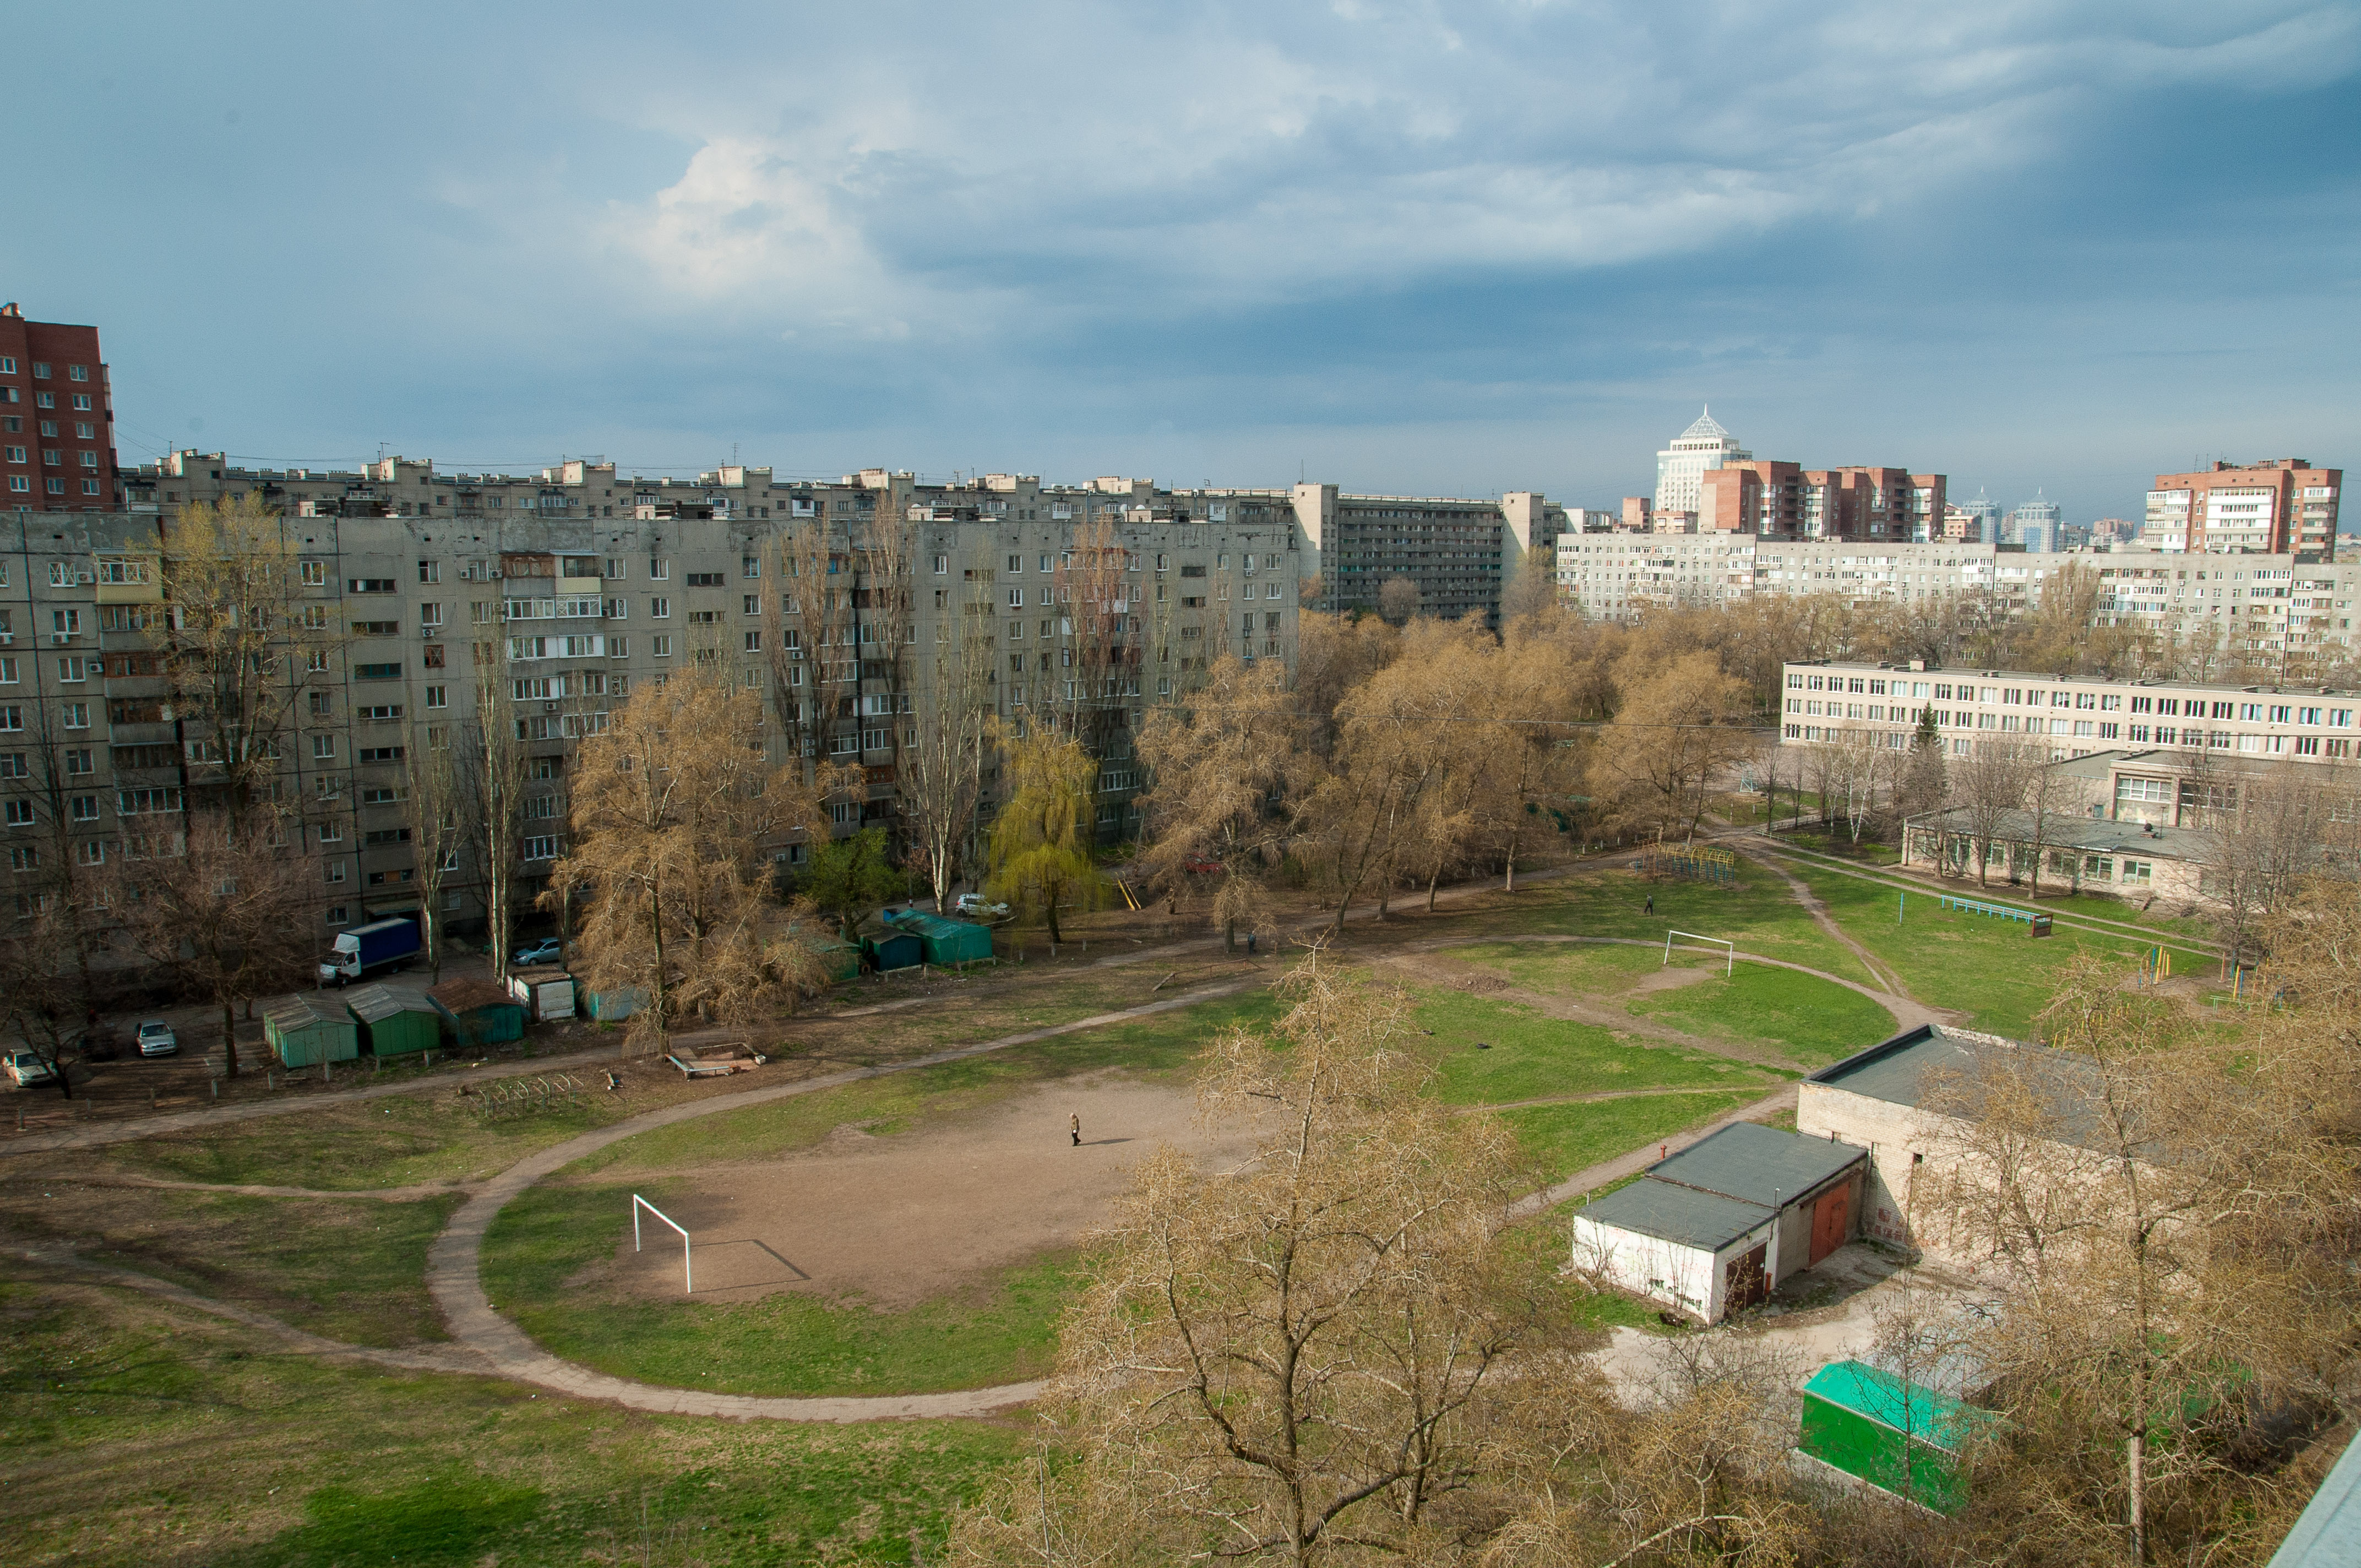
[1935,893,2052,936]
[1639,843,1737,886]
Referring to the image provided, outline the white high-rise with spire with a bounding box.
[1654,407,1750,514]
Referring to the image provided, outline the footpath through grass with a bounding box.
[1798,865,2151,1037]
[1,1281,1018,1567]
[1446,864,1881,988]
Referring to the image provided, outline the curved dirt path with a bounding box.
[425,981,1253,1423]
[1722,839,1913,998]
[47,1172,475,1202]
[1405,934,1949,1035]
[8,1242,489,1376]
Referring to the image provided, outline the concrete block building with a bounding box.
[1571,1121,1868,1323]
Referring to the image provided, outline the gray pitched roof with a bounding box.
[1576,1178,1774,1253]
[1647,1120,1865,1207]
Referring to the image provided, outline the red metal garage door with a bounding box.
[1808,1182,1852,1265]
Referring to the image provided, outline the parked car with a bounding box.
[135,1021,178,1058]
[513,938,564,967]
[6,1050,56,1086]
[953,894,1009,917]
[1181,854,1223,875]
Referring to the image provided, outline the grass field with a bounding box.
[1496,1088,1770,1184]
[1440,939,1666,997]
[1626,963,1898,1065]
[1401,987,1783,1106]
[1443,867,1881,987]
[0,1183,456,1346]
[1,1281,1020,1567]
[1797,864,2151,1036]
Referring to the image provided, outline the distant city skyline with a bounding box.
[4,3,2354,529]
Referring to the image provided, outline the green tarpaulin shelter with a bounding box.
[883,908,992,966]
[1798,1360,1982,1515]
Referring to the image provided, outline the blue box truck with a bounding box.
[319,916,422,986]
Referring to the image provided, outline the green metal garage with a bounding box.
[263,993,360,1069]
[345,982,441,1057]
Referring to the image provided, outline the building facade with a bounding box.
[2145,460,2342,556]
[0,304,119,513]
[1654,408,1751,514]
[2005,492,2061,553]
[1301,484,1561,623]
[3,465,1301,942]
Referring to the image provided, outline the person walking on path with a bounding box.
[1070,1112,1081,1147]
[1644,893,1655,916]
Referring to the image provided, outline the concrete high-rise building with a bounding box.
[1944,489,2000,542]
[2007,492,2061,553]
[0,303,119,513]
[2145,460,2341,555]
[1654,409,1750,514]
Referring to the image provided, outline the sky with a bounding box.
[6,2,2358,525]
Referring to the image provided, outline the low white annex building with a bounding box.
[1571,1121,1868,1323]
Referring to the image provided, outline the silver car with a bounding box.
[137,1021,179,1058]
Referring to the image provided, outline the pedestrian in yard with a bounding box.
[1645,893,1655,916]
[1070,1112,1082,1147]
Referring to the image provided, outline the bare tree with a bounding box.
[553,667,836,1057]
[465,644,530,983]
[399,721,466,982]
[946,959,1581,1565]
[1135,652,1306,950]
[154,494,338,813]
[0,904,94,1099]
[1377,574,1422,624]
[107,808,313,1079]
[898,533,998,908]
[2201,762,2333,965]
[1950,738,2036,888]
[1588,649,1754,842]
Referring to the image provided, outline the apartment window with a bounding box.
[30,362,48,379]
[348,578,396,594]
[357,703,404,722]
[744,630,763,652]
[357,745,406,764]
[324,859,348,885]
[4,801,32,826]
[933,553,948,574]
[650,635,673,657]
[744,594,761,615]
[522,835,559,861]
[61,703,88,729]
[687,571,725,587]
[1008,588,1025,608]
[67,366,87,383]
[649,558,669,579]
[417,559,442,583]
[649,596,670,618]
[64,748,91,776]
[355,662,401,680]
[743,555,761,578]
[313,734,337,760]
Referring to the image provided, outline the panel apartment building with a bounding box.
[1293,483,1560,623]
[3,458,1301,940]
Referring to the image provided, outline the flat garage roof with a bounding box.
[1648,1120,1865,1207]
[1576,1178,1775,1253]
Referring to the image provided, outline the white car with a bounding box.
[954,894,1009,917]
[137,1021,179,1058]
[6,1050,56,1086]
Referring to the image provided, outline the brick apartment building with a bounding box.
[0,304,119,511]
[2144,460,2342,554]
